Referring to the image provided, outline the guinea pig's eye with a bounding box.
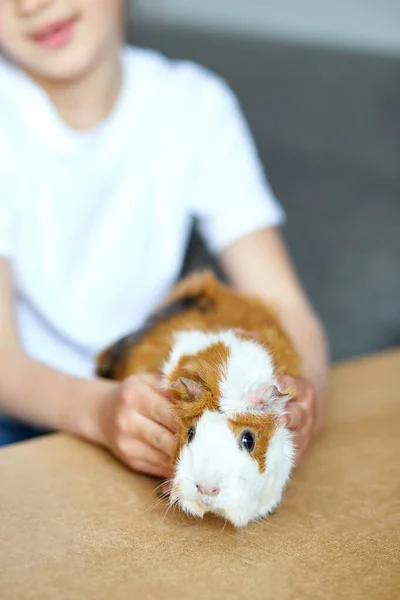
[240,430,255,453]
[188,426,196,443]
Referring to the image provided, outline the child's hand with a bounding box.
[275,375,319,467]
[98,374,177,478]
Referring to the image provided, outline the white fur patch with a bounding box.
[172,409,262,527]
[218,335,275,414]
[172,409,294,527]
[259,426,295,515]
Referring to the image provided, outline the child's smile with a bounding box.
[29,15,80,51]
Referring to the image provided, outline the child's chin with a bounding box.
[26,48,95,83]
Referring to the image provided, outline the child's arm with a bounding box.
[219,227,329,464]
[0,259,176,475]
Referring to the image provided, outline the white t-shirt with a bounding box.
[0,45,285,378]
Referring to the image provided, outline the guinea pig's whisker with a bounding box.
[258,516,279,530]
[146,494,170,514]
[145,480,172,507]
[160,497,180,526]
[159,500,172,520]
[153,480,170,494]
[146,499,166,514]
[161,503,172,520]
[220,518,229,533]
[241,525,261,536]
[147,494,166,508]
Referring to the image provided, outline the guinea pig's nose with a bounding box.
[196,484,220,497]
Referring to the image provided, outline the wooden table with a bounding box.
[1,350,399,600]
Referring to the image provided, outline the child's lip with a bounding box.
[30,16,78,46]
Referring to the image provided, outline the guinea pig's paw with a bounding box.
[180,499,208,519]
[224,509,251,529]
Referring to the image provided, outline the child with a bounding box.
[0,0,328,477]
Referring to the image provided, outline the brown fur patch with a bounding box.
[96,270,301,384]
[168,341,230,463]
[228,414,277,473]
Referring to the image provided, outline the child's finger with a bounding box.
[159,387,171,399]
[140,388,178,432]
[118,436,172,468]
[128,459,174,480]
[285,402,307,430]
[136,414,177,457]
[275,375,305,399]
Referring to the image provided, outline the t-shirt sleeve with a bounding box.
[187,73,285,254]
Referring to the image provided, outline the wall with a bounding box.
[133,0,400,56]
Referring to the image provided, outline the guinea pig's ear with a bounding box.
[245,384,291,414]
[170,377,203,402]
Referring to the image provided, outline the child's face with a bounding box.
[0,0,123,80]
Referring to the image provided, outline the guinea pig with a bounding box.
[96,271,302,528]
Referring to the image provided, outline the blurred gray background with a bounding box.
[129,1,400,362]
